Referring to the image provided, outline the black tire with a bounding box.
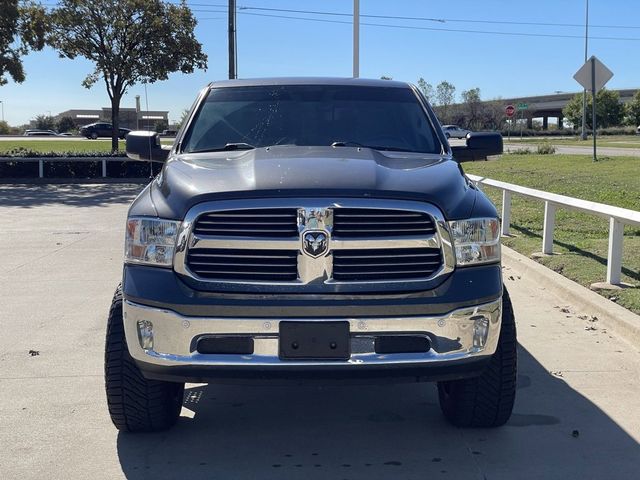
[90,132,98,140]
[437,287,517,428]
[104,285,184,432]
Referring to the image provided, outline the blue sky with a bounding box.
[2,0,640,125]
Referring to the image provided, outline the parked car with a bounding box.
[161,129,178,136]
[106,78,511,433]
[23,129,60,136]
[636,125,640,135]
[442,125,471,139]
[80,122,131,139]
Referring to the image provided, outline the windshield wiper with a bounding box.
[331,141,420,153]
[189,142,256,153]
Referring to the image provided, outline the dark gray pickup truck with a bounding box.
[105,78,516,433]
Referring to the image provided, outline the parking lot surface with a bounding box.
[1,183,639,480]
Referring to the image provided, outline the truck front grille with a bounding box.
[193,208,298,237]
[333,208,436,237]
[177,199,453,293]
[333,248,443,281]
[186,248,298,281]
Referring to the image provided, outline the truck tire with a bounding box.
[437,287,517,427]
[104,285,184,432]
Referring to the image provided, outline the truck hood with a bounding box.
[137,145,477,220]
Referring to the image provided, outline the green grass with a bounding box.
[464,154,640,315]
[509,135,640,149]
[0,139,174,155]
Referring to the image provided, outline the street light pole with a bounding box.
[581,0,589,140]
[353,0,359,78]
[0,101,4,122]
[228,0,237,79]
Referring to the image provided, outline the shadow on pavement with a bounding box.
[116,345,640,480]
[0,183,146,208]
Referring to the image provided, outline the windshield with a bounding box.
[181,85,442,154]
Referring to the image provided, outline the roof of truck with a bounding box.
[208,77,411,89]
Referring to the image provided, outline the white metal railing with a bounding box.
[467,174,640,286]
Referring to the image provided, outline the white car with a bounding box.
[442,125,470,139]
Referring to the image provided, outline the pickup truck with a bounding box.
[105,77,515,433]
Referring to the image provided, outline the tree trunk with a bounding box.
[110,94,121,153]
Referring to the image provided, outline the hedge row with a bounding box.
[0,159,162,178]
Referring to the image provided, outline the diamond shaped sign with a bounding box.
[573,56,613,92]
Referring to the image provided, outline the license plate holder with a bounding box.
[279,321,350,360]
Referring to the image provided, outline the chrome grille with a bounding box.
[333,248,442,281]
[175,199,455,293]
[186,248,298,281]
[332,208,437,237]
[193,208,298,237]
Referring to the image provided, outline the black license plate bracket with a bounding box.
[279,321,350,360]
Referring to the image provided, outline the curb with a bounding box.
[502,246,640,350]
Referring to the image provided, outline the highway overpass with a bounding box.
[500,88,638,129]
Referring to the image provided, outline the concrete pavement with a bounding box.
[1,183,639,480]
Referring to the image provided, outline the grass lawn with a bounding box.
[0,139,174,155]
[464,154,640,315]
[509,135,640,149]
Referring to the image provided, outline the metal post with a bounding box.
[102,159,107,177]
[228,0,237,79]
[501,191,511,236]
[581,0,589,140]
[353,0,359,78]
[38,160,43,178]
[591,57,597,162]
[606,217,623,285]
[135,95,140,130]
[0,100,4,122]
[542,202,556,254]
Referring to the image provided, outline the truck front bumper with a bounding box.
[123,297,502,384]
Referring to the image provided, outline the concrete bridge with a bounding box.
[499,88,638,129]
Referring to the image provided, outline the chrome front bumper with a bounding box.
[123,298,502,372]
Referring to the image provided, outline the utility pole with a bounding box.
[0,100,4,122]
[353,0,359,78]
[135,95,141,130]
[581,0,589,140]
[228,0,237,79]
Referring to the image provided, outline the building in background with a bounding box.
[53,107,169,130]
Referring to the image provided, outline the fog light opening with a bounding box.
[137,320,154,350]
[472,315,490,349]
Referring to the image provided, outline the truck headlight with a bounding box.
[448,218,500,266]
[125,217,180,267]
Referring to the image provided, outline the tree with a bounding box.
[48,0,207,152]
[34,114,55,130]
[0,0,47,85]
[57,115,76,133]
[624,90,640,127]
[416,77,434,103]
[435,81,456,123]
[155,120,169,133]
[461,88,482,129]
[563,89,624,130]
[176,108,190,129]
[380,75,393,80]
[0,120,10,134]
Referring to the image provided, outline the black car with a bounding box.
[80,122,131,139]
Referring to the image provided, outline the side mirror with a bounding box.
[450,132,503,162]
[126,131,170,162]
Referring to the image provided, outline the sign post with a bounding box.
[517,103,528,139]
[573,55,613,162]
[505,105,515,140]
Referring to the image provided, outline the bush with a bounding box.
[536,141,556,155]
[500,128,575,137]
[508,147,533,155]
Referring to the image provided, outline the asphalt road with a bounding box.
[1,183,639,479]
